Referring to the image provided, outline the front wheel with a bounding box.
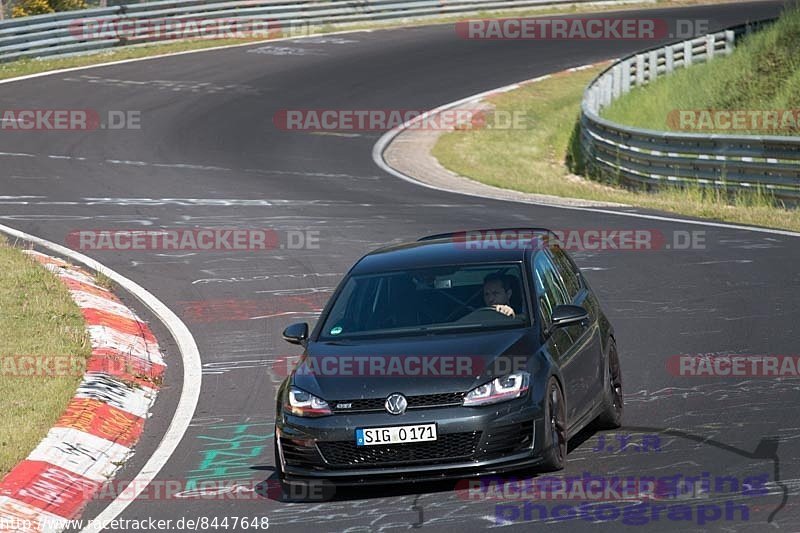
[595,339,623,429]
[539,377,567,471]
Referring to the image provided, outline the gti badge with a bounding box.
[385,393,408,415]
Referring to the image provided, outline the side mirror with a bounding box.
[282,322,309,345]
[545,305,588,337]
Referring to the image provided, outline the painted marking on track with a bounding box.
[191,272,342,285]
[63,75,264,95]
[250,311,319,320]
[183,423,274,492]
[310,131,362,138]
[292,37,359,45]
[202,358,277,375]
[247,45,324,56]
[48,155,86,160]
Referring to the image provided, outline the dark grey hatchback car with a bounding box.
[274,229,622,491]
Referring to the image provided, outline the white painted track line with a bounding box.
[0,223,202,532]
[372,73,800,239]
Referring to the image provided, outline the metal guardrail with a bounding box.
[0,0,625,62]
[579,19,800,200]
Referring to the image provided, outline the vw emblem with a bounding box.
[385,393,407,415]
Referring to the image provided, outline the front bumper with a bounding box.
[276,400,544,486]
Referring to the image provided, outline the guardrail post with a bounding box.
[621,59,631,94]
[665,45,674,73]
[724,30,735,54]
[683,41,693,66]
[648,50,658,82]
[612,65,621,99]
[635,54,645,86]
[705,34,715,59]
[602,75,612,108]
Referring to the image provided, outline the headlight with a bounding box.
[286,387,332,417]
[463,372,530,406]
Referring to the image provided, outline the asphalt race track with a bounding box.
[2,1,799,530]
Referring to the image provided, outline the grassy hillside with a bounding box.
[602,6,800,135]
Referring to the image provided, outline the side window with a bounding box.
[533,252,569,327]
[548,246,582,301]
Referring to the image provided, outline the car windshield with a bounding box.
[319,263,529,340]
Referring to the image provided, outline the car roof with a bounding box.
[350,229,555,275]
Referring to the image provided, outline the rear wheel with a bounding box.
[539,377,567,471]
[595,339,623,429]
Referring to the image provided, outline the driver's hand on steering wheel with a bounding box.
[492,304,515,317]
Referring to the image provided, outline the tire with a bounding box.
[539,377,567,472]
[595,338,623,429]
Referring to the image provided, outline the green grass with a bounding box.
[0,238,90,477]
[0,0,740,82]
[602,5,800,135]
[94,271,113,291]
[433,65,800,232]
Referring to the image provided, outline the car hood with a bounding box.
[292,328,535,401]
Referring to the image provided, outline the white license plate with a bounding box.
[356,424,437,446]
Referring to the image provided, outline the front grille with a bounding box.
[331,392,465,413]
[280,437,326,469]
[317,431,481,467]
[409,392,465,408]
[480,420,534,456]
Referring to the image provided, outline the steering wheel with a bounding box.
[463,306,513,320]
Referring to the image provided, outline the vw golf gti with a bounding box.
[274,229,623,491]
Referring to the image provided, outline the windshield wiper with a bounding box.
[419,323,485,331]
[325,321,521,340]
